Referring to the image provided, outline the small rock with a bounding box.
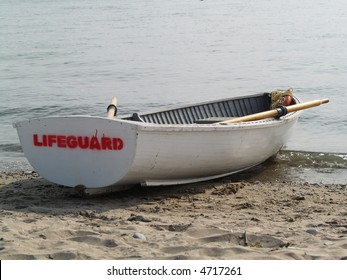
[292,195,305,201]
[39,234,47,239]
[306,229,318,235]
[79,210,96,218]
[105,239,118,248]
[133,233,146,241]
[127,214,151,222]
[152,224,192,232]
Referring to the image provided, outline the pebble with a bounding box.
[79,210,96,218]
[105,239,118,248]
[306,229,318,235]
[133,232,147,241]
[292,195,305,201]
[127,215,151,223]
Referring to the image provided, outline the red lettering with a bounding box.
[78,136,89,149]
[101,137,112,150]
[57,135,66,148]
[33,134,42,146]
[47,135,57,147]
[42,135,47,146]
[66,136,78,148]
[89,136,101,150]
[113,138,124,150]
[32,134,124,151]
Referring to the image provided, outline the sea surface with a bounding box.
[1,0,346,180]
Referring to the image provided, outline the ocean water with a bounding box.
[1,0,347,176]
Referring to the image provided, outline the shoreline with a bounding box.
[1,168,347,260]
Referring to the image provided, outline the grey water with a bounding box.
[1,0,347,178]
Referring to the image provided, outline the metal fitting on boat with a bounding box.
[275,106,288,119]
[107,104,118,116]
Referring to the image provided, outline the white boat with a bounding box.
[13,92,326,195]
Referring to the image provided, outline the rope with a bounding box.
[269,88,294,109]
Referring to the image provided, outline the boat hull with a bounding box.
[14,112,300,193]
[121,119,298,185]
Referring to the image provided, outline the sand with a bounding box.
[1,167,347,260]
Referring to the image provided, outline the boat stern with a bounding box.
[13,116,138,189]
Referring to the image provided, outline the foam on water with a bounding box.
[263,150,347,185]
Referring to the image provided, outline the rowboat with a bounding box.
[13,91,328,195]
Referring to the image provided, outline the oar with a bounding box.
[107,97,118,119]
[217,98,329,125]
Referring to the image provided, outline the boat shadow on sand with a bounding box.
[0,164,267,214]
[2,149,345,215]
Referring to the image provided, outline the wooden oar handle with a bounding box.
[107,97,118,119]
[218,98,329,125]
[286,98,329,113]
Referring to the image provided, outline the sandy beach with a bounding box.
[1,164,347,260]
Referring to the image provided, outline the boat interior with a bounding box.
[122,93,273,124]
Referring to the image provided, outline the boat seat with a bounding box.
[195,117,236,124]
[132,113,145,122]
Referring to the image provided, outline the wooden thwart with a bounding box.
[217,98,329,125]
